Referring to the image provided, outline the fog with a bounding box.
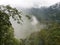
[10,14,45,39]
[0,0,60,8]
[0,0,60,39]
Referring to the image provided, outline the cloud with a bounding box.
[0,0,60,8]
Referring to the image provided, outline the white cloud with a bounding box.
[0,0,60,8]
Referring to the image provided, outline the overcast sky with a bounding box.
[0,0,60,8]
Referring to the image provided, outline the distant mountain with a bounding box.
[21,2,60,23]
[46,2,60,22]
[13,2,60,39]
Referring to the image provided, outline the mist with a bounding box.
[8,0,60,39]
[0,0,60,39]
[10,12,45,39]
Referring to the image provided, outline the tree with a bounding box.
[0,5,21,45]
[24,23,60,45]
[39,23,60,45]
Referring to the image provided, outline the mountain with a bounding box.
[20,2,60,23]
[13,2,60,39]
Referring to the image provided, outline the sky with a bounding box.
[0,0,60,8]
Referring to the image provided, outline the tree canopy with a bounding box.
[0,5,21,45]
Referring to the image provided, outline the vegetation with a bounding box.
[0,3,60,45]
[19,3,60,45]
[0,5,21,45]
[20,23,60,45]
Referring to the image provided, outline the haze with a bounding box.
[0,0,60,8]
[0,0,60,39]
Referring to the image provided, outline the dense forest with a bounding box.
[0,2,60,45]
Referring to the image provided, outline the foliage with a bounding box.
[21,23,60,45]
[15,3,60,45]
[0,5,21,45]
[18,3,60,45]
[0,5,22,23]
